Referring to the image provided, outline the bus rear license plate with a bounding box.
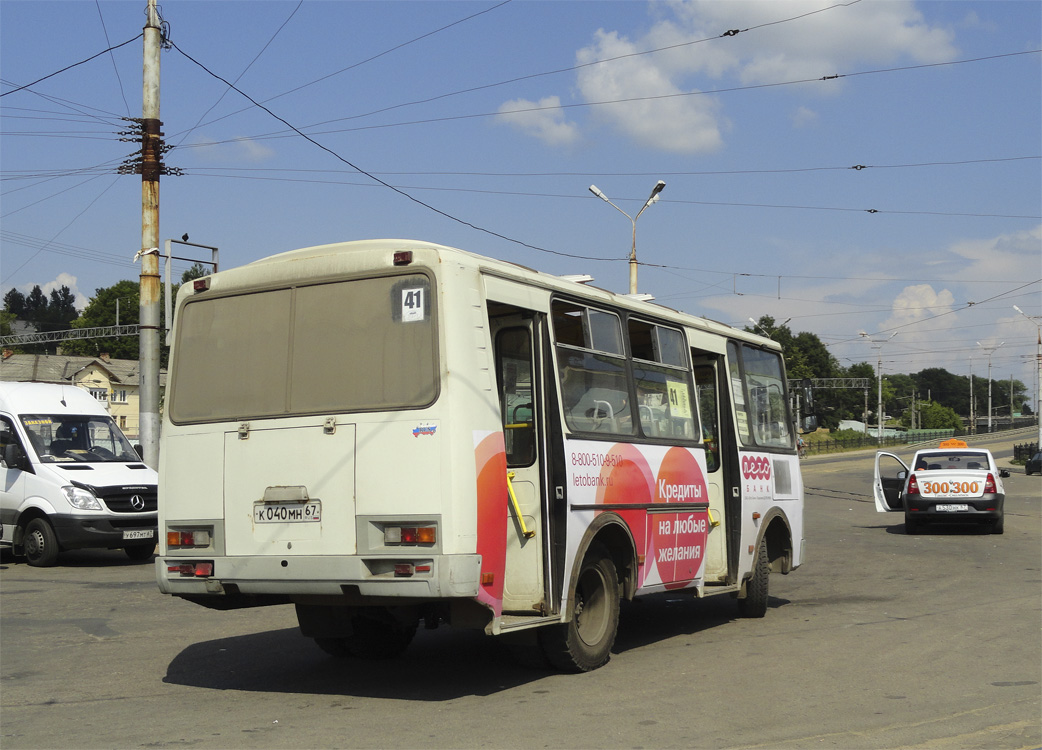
[254,502,322,523]
[935,504,969,512]
[123,529,154,540]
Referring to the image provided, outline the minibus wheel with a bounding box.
[24,518,60,567]
[539,542,619,672]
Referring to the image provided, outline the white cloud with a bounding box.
[187,134,275,163]
[791,106,818,128]
[497,96,580,146]
[508,0,958,153]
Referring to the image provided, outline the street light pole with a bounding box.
[976,341,1005,434]
[1013,305,1042,448]
[589,181,666,295]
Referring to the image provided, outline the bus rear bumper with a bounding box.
[156,553,483,600]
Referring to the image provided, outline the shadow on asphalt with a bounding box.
[162,590,785,699]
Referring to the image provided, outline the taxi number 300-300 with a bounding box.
[919,480,980,496]
[254,502,321,523]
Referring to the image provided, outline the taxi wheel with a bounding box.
[990,516,1004,534]
[904,516,920,535]
[738,539,769,618]
[24,518,60,567]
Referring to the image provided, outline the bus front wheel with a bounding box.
[539,543,619,672]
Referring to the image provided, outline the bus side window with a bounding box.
[693,364,720,472]
[495,327,536,467]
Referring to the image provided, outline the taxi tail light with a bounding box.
[168,561,213,577]
[984,473,997,493]
[906,474,920,496]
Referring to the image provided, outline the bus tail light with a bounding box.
[984,473,997,494]
[393,251,413,266]
[384,525,436,545]
[168,561,214,577]
[167,528,212,548]
[907,474,920,496]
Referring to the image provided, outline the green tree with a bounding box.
[0,310,15,337]
[908,400,964,430]
[60,280,141,360]
[23,285,48,323]
[181,263,209,284]
[3,288,26,317]
[38,285,78,330]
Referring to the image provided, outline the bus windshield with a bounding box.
[169,274,437,423]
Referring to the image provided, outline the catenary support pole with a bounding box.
[139,0,162,468]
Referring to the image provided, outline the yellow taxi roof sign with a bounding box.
[938,438,968,448]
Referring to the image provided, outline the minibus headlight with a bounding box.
[62,485,103,511]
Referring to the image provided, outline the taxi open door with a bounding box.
[873,451,908,513]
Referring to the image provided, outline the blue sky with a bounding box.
[2,0,1040,403]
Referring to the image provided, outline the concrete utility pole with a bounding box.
[139,0,162,468]
[976,341,1004,434]
[860,331,896,442]
[1013,305,1042,449]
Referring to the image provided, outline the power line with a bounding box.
[169,40,617,264]
[0,35,142,98]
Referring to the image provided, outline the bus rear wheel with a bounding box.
[539,543,619,672]
[314,613,416,660]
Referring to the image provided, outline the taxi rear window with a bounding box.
[914,452,989,471]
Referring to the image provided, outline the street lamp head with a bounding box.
[651,180,666,195]
[589,184,608,201]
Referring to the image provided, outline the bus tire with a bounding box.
[539,543,619,672]
[738,538,769,618]
[314,637,352,658]
[344,615,416,660]
[24,518,60,567]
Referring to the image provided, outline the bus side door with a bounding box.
[491,310,551,615]
[692,356,741,585]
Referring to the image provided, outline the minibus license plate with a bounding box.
[123,529,154,540]
[935,503,969,512]
[254,502,321,523]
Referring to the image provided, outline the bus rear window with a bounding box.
[170,274,437,423]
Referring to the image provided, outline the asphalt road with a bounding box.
[2,439,1039,749]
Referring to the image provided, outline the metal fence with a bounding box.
[1013,442,1039,462]
[804,430,956,456]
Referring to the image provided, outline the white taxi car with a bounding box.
[874,439,1009,534]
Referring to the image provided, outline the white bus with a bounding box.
[157,239,804,671]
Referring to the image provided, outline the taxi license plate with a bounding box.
[254,502,321,524]
[123,529,154,540]
[935,503,969,512]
